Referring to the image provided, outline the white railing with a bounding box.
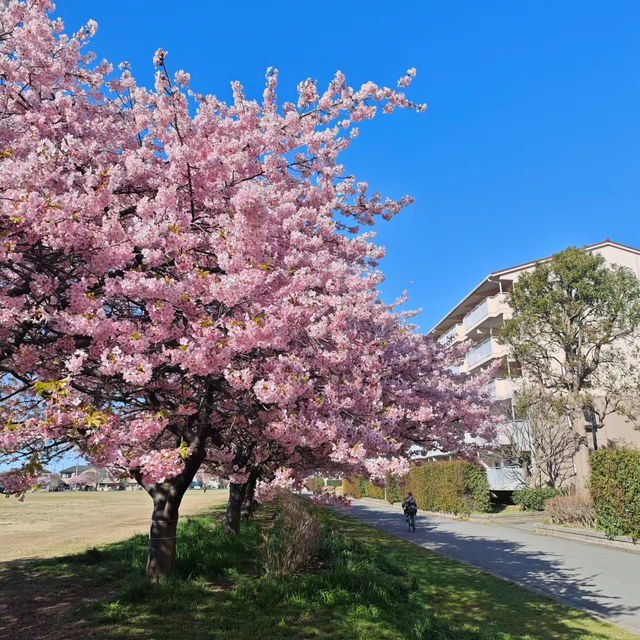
[464,299,489,330]
[486,466,527,491]
[496,420,530,450]
[467,338,493,367]
[438,325,459,345]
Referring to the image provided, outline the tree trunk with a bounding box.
[146,481,185,579]
[242,470,259,521]
[225,481,248,534]
[139,446,203,579]
[566,406,590,494]
[573,439,591,494]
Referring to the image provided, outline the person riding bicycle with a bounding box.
[402,492,417,532]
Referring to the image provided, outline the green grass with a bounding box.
[6,505,638,640]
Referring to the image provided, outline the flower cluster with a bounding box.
[0,1,496,501]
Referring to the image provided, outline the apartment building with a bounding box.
[430,239,640,492]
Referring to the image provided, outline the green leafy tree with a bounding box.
[500,247,640,489]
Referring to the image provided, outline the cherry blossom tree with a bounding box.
[193,470,221,492]
[0,0,496,578]
[64,468,104,490]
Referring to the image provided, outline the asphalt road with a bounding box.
[343,498,640,636]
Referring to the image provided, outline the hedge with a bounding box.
[397,460,490,514]
[364,480,385,500]
[306,478,342,492]
[385,472,404,504]
[305,477,325,492]
[342,476,386,500]
[342,476,364,498]
[346,461,491,514]
[590,448,640,540]
[512,487,559,512]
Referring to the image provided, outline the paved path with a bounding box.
[343,498,640,636]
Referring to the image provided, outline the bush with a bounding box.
[402,460,491,514]
[385,472,404,504]
[305,477,325,492]
[263,490,321,576]
[342,476,364,498]
[512,487,559,511]
[545,494,596,528]
[363,480,385,499]
[463,464,492,513]
[590,448,640,540]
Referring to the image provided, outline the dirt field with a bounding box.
[0,489,228,563]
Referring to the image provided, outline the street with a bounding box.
[343,499,640,636]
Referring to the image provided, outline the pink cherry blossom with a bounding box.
[0,1,497,575]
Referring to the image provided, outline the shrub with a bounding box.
[402,460,491,514]
[512,487,559,511]
[304,477,325,492]
[364,480,385,500]
[463,464,492,513]
[263,490,321,576]
[385,472,404,504]
[590,448,640,540]
[342,476,364,498]
[545,494,596,528]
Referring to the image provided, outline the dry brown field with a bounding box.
[0,489,228,563]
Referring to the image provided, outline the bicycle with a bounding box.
[405,511,416,532]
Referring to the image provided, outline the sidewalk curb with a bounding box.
[534,523,640,554]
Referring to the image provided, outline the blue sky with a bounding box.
[55,0,640,332]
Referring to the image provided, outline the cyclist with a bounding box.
[402,492,417,532]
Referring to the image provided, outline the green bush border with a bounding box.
[512,487,559,512]
[590,448,640,540]
[345,461,491,514]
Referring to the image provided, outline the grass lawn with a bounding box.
[0,489,228,562]
[1,504,637,640]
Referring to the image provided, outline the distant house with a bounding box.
[36,469,67,492]
[58,465,133,491]
[59,464,91,480]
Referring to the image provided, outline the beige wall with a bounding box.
[436,242,640,490]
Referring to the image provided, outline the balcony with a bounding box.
[463,293,511,334]
[438,323,464,346]
[489,378,513,401]
[486,466,527,491]
[466,337,508,370]
[495,420,530,449]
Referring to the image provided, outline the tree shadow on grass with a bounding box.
[0,508,274,640]
[0,509,474,640]
[0,561,115,640]
[2,504,638,640]
[338,502,640,639]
